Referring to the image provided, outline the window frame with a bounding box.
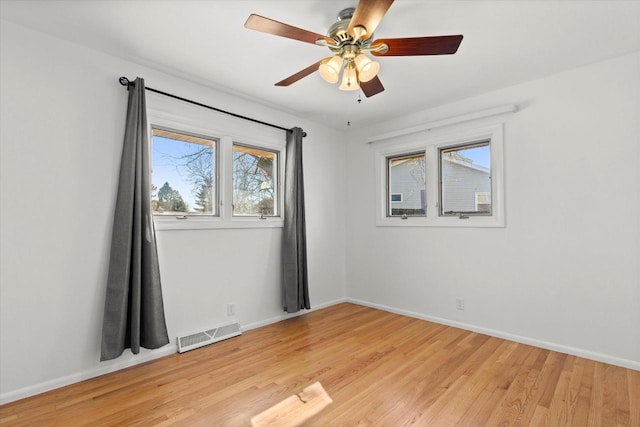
[151,126,219,217]
[148,110,285,230]
[386,151,426,218]
[375,123,505,228]
[439,140,492,218]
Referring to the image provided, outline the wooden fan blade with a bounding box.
[360,75,385,97]
[245,14,335,46]
[347,0,394,40]
[275,59,327,86]
[371,35,463,56]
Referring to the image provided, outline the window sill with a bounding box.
[376,215,504,228]
[153,215,284,231]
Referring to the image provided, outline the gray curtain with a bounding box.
[282,127,310,313]
[101,77,169,361]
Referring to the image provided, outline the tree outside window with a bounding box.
[232,144,277,216]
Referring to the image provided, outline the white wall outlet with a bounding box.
[456,297,465,310]
[227,303,236,316]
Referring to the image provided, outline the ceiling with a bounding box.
[2,0,639,131]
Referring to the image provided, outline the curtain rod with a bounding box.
[366,104,517,144]
[118,77,306,137]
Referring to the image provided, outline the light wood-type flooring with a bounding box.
[1,303,639,426]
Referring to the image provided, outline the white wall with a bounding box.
[345,52,640,369]
[0,21,347,403]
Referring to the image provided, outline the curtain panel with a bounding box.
[101,77,169,361]
[282,127,310,313]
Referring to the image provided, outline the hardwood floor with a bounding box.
[1,303,638,426]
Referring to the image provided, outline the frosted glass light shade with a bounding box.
[339,63,359,91]
[354,54,380,82]
[319,56,343,84]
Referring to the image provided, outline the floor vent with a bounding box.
[177,322,242,353]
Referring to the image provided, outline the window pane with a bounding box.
[233,144,277,216]
[440,142,491,216]
[387,152,426,217]
[151,128,216,215]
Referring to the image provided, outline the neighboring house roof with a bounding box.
[442,152,490,174]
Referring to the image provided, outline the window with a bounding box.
[151,128,217,216]
[376,123,504,227]
[386,152,425,217]
[233,144,278,216]
[475,192,491,213]
[391,193,403,203]
[148,116,284,230]
[440,141,491,217]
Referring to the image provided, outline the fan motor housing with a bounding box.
[327,7,373,51]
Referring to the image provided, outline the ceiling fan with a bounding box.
[244,0,463,97]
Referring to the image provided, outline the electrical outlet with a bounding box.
[227,303,236,316]
[456,297,465,310]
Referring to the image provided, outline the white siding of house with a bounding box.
[441,160,491,213]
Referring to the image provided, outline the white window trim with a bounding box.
[375,123,505,228]
[148,109,285,231]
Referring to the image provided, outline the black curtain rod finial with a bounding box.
[119,76,135,90]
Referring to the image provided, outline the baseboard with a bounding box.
[0,297,349,405]
[0,345,178,405]
[242,297,349,332]
[346,298,640,372]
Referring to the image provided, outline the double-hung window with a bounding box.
[376,124,504,227]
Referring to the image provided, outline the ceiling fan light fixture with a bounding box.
[319,55,343,84]
[354,53,380,82]
[339,62,360,91]
[245,1,464,98]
